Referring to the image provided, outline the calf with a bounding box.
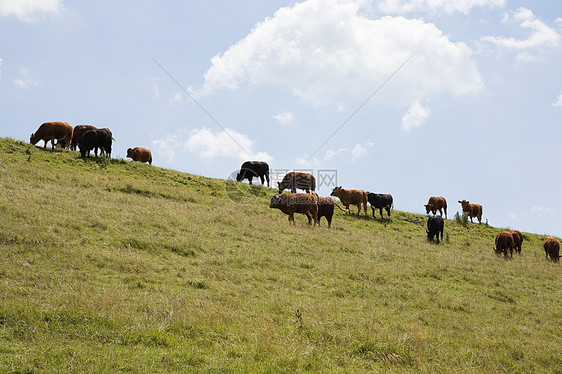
[426,216,444,244]
[30,122,73,150]
[543,236,560,262]
[80,130,113,158]
[278,172,315,193]
[330,186,368,216]
[236,161,269,186]
[269,193,318,226]
[425,196,447,218]
[494,231,514,258]
[316,197,336,228]
[511,230,523,254]
[127,147,152,165]
[367,192,393,219]
[458,200,483,223]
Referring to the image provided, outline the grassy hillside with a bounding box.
[0,137,560,373]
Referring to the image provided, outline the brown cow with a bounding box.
[278,172,315,193]
[511,230,523,254]
[70,124,97,151]
[269,193,318,226]
[494,231,514,258]
[543,236,560,262]
[458,200,483,223]
[330,186,368,216]
[425,196,447,218]
[30,122,73,150]
[127,147,152,165]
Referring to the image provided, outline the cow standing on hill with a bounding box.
[511,230,523,254]
[458,200,483,223]
[127,147,152,165]
[70,124,97,151]
[97,128,114,157]
[278,172,315,193]
[426,216,444,244]
[30,122,73,150]
[543,236,560,262]
[236,161,270,186]
[269,193,318,226]
[425,196,447,218]
[80,130,113,158]
[494,231,514,258]
[330,186,368,216]
[367,192,393,219]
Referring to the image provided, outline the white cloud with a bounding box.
[552,92,562,107]
[531,206,554,214]
[376,0,506,15]
[149,78,160,97]
[481,7,560,58]
[401,101,430,131]
[170,92,183,104]
[152,134,182,162]
[273,112,294,125]
[13,67,40,88]
[351,142,373,161]
[0,0,63,22]
[0,58,2,78]
[198,0,483,107]
[324,147,347,160]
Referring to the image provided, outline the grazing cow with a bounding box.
[425,196,447,218]
[330,186,368,216]
[494,231,514,258]
[426,216,444,244]
[97,128,114,157]
[80,130,113,158]
[269,193,318,226]
[70,124,97,151]
[236,161,269,186]
[127,147,152,165]
[278,172,315,193]
[458,200,483,223]
[367,192,393,219]
[543,236,560,262]
[30,122,73,150]
[316,196,346,228]
[511,230,523,254]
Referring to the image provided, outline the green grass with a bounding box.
[0,137,560,373]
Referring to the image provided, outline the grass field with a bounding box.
[0,137,560,373]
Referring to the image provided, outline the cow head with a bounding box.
[424,204,434,214]
[277,181,287,194]
[458,200,469,209]
[30,133,39,145]
[126,148,134,158]
[269,194,284,209]
[330,186,342,198]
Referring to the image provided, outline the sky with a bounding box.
[1,0,562,237]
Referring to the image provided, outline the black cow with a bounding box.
[80,130,113,158]
[236,161,270,186]
[427,216,444,244]
[366,192,393,219]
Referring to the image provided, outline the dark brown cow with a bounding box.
[97,128,114,157]
[278,172,316,193]
[543,236,560,262]
[30,122,73,150]
[330,186,368,216]
[70,124,97,151]
[494,231,514,258]
[425,196,447,218]
[458,200,483,223]
[269,193,318,226]
[511,230,523,254]
[127,147,152,165]
[316,196,346,228]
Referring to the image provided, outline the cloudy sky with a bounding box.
[1,0,562,237]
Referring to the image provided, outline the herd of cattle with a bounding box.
[29,122,153,164]
[27,125,560,263]
[236,161,561,262]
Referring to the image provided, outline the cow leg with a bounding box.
[386,206,391,218]
[248,176,253,185]
[259,175,265,185]
[306,212,312,226]
[265,174,270,187]
[379,208,384,219]
[371,207,375,218]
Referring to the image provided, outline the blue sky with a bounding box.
[1,0,562,237]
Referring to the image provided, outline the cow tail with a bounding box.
[334,202,347,212]
[312,177,316,191]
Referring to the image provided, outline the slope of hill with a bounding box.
[0,138,560,373]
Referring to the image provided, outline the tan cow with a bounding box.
[543,236,560,262]
[458,200,483,223]
[70,124,97,151]
[30,122,73,150]
[494,231,514,258]
[511,230,523,254]
[269,193,318,226]
[127,147,152,165]
[330,186,368,216]
[425,196,447,218]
